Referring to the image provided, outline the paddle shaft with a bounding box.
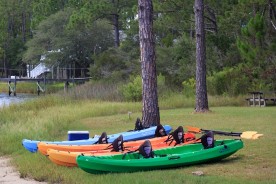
[200,129,242,137]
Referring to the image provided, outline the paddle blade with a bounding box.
[252,134,263,140]
[240,131,258,139]
[186,126,202,133]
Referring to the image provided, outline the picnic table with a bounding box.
[246,91,268,107]
[270,91,276,105]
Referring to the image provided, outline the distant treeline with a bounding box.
[0,0,275,95]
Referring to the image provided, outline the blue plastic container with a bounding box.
[68,131,89,141]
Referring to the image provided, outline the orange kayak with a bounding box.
[47,133,198,167]
[38,131,196,155]
[39,136,167,155]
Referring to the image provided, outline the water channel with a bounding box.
[0,93,36,107]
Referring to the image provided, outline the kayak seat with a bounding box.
[138,140,154,158]
[111,135,124,152]
[201,131,214,149]
[97,132,108,144]
[165,126,185,146]
[172,126,184,144]
[155,124,167,137]
[134,118,144,130]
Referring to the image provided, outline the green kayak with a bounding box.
[77,139,243,173]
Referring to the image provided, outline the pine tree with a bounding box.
[138,0,160,126]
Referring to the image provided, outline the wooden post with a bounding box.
[43,73,46,95]
[37,81,41,96]
[8,79,16,96]
[253,93,255,106]
[64,81,69,93]
[258,93,261,107]
[36,80,45,96]
[8,81,12,96]
[14,76,16,96]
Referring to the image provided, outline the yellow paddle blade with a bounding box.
[240,131,258,139]
[252,134,264,140]
[185,126,201,133]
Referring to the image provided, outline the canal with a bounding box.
[0,93,36,107]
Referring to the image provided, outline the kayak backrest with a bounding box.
[155,124,167,137]
[98,132,108,144]
[138,140,154,158]
[134,117,144,130]
[201,131,214,149]
[112,135,124,152]
[172,126,184,144]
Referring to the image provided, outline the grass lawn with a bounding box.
[0,96,275,184]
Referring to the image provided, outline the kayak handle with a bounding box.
[168,155,180,160]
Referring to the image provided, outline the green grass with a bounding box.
[0,96,276,184]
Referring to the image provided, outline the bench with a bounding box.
[246,98,269,107]
[271,98,276,105]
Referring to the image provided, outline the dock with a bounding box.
[0,77,90,96]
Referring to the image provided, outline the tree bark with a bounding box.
[113,13,120,47]
[22,11,26,42]
[194,0,209,112]
[138,0,160,127]
[112,0,120,47]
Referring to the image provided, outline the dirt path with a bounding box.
[0,157,47,184]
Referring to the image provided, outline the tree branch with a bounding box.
[271,20,276,30]
[204,4,217,33]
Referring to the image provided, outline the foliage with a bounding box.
[237,13,266,65]
[153,0,194,46]
[121,74,168,102]
[182,78,196,97]
[0,0,33,76]
[68,0,136,47]
[90,48,140,81]
[0,0,275,94]
[156,34,196,86]
[121,75,142,102]
[23,8,114,71]
[237,12,276,91]
[207,66,252,96]
[31,0,69,29]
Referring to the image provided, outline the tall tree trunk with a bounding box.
[113,13,120,47]
[138,0,160,127]
[112,0,120,47]
[22,11,26,42]
[194,0,209,112]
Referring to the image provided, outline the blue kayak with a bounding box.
[22,125,172,153]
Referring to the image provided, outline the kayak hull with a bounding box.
[46,133,197,167]
[77,139,243,173]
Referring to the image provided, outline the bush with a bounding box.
[121,74,168,102]
[182,78,196,97]
[207,66,251,96]
[121,76,142,102]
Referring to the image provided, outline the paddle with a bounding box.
[185,126,263,140]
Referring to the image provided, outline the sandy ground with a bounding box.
[0,157,47,184]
